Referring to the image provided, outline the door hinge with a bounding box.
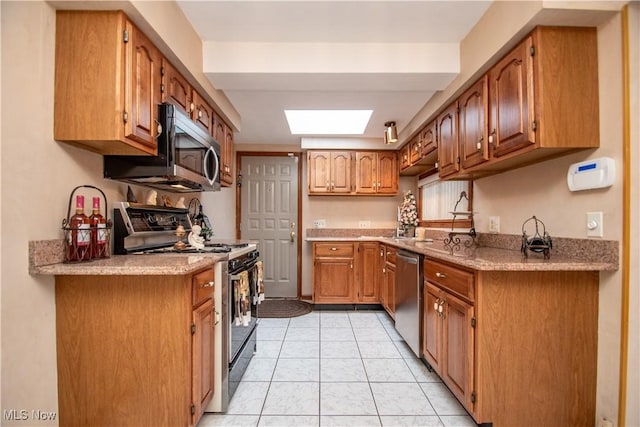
[123,111,128,123]
[190,403,195,415]
[530,45,535,56]
[160,83,165,93]
[160,66,165,76]
[471,391,477,403]
[123,30,129,43]
[532,120,538,131]
[471,317,476,328]
[191,322,196,335]
[457,156,461,164]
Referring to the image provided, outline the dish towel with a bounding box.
[234,271,251,326]
[253,261,265,304]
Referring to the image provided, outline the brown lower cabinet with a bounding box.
[380,245,396,317]
[55,267,216,427]
[422,258,598,426]
[312,241,388,306]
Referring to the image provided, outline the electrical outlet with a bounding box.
[358,221,371,228]
[597,418,614,427]
[313,219,326,229]
[489,216,500,233]
[587,211,603,237]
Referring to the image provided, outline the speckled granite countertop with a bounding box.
[29,239,228,276]
[306,230,618,272]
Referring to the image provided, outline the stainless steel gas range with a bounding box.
[112,202,260,412]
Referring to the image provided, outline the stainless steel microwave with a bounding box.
[104,103,221,192]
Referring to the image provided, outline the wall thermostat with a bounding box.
[567,157,615,191]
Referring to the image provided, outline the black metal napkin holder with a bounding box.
[521,215,552,260]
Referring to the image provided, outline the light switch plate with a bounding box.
[489,216,500,233]
[586,212,603,237]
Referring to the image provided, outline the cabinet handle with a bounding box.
[190,102,195,112]
[350,262,353,269]
[477,136,483,150]
[326,180,330,190]
[489,129,496,146]
[330,247,338,251]
[198,109,203,119]
[435,272,447,279]
[382,267,386,273]
[331,181,335,190]
[155,120,162,136]
[200,280,214,288]
[380,250,384,257]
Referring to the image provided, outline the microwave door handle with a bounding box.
[204,146,219,186]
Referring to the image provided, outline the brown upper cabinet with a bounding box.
[213,112,234,187]
[401,26,599,179]
[307,150,398,195]
[459,76,489,170]
[354,151,398,195]
[399,120,438,176]
[307,151,352,194]
[191,91,214,135]
[161,59,192,116]
[454,26,598,178]
[436,102,460,178]
[55,11,162,155]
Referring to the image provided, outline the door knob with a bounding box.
[290,230,296,242]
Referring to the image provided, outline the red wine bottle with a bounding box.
[68,195,90,261]
[89,197,107,259]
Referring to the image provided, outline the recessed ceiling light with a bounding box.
[284,110,373,135]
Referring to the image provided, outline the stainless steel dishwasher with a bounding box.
[395,250,423,356]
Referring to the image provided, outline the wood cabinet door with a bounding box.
[400,144,411,170]
[377,152,398,194]
[437,102,459,178]
[443,292,475,412]
[223,124,234,186]
[125,21,161,151]
[308,151,331,193]
[459,76,489,169]
[314,258,354,303]
[357,243,379,303]
[379,246,387,307]
[409,136,422,164]
[355,152,377,194]
[386,262,396,315]
[192,298,215,423]
[330,152,352,193]
[423,282,443,373]
[162,59,191,116]
[489,35,535,158]
[192,91,214,134]
[420,120,438,157]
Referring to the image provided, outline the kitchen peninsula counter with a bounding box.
[31,253,221,276]
[306,236,618,272]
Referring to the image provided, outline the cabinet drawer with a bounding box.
[425,260,474,302]
[314,243,354,257]
[385,246,396,265]
[192,268,215,307]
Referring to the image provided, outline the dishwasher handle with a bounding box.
[397,251,420,265]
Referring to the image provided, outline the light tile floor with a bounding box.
[198,311,477,427]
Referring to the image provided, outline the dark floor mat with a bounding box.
[257,299,313,318]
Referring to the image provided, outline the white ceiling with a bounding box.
[177,0,493,146]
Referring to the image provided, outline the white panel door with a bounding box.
[241,156,298,298]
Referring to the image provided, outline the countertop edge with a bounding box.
[305,237,618,272]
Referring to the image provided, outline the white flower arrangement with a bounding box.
[400,190,419,227]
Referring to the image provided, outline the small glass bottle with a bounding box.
[89,197,107,259]
[68,195,90,261]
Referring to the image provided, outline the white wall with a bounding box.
[0,1,236,424]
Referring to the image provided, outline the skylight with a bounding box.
[284,110,373,135]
